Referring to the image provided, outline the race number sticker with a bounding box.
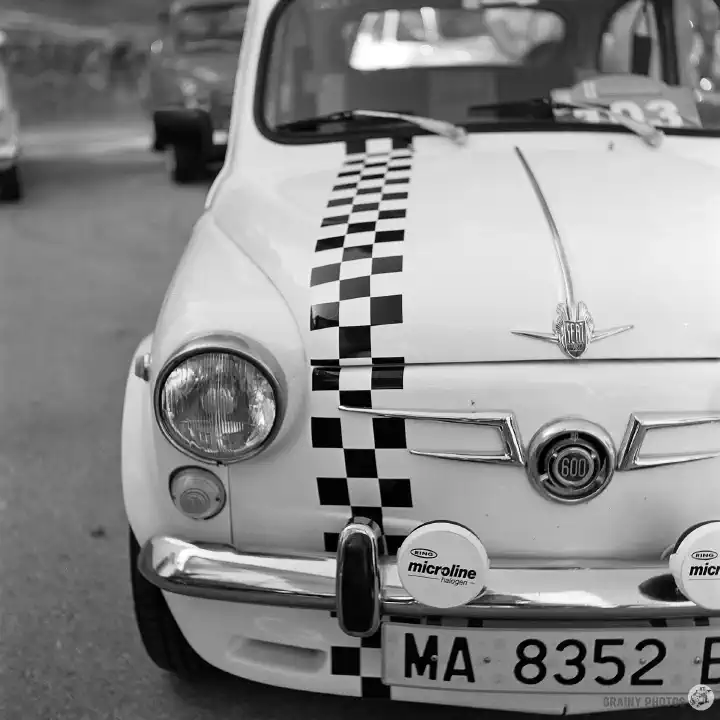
[552,74,702,129]
[557,97,687,128]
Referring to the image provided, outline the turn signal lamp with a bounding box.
[169,467,226,520]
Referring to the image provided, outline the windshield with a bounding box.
[260,0,720,139]
[175,2,248,51]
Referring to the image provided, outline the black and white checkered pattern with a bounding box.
[309,136,416,558]
[309,137,413,364]
[309,137,417,697]
[311,362,412,557]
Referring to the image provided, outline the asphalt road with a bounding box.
[0,125,708,720]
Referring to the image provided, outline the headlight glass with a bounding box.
[158,352,277,462]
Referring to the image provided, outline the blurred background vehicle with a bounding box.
[349,5,565,70]
[0,6,152,126]
[0,29,23,201]
[141,0,247,184]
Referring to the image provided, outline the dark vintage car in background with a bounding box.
[141,0,247,184]
[0,30,23,202]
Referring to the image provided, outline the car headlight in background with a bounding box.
[178,77,210,109]
[155,340,280,463]
[179,77,200,97]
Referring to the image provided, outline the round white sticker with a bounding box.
[688,684,715,711]
[668,522,720,611]
[397,521,489,609]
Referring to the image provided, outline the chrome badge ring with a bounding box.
[526,418,616,504]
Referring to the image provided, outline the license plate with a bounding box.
[212,130,229,145]
[382,624,720,694]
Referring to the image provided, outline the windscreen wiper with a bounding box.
[470,97,665,148]
[275,109,468,146]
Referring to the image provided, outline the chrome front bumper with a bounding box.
[139,520,716,639]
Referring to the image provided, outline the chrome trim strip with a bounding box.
[152,334,286,465]
[515,147,575,307]
[338,408,720,472]
[512,148,633,358]
[338,406,525,466]
[134,352,151,382]
[139,536,712,620]
[592,327,635,342]
[617,412,720,471]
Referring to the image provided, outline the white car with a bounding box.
[123,0,720,714]
[0,30,22,202]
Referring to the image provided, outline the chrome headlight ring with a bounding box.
[153,334,286,465]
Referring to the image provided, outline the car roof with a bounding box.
[170,0,249,12]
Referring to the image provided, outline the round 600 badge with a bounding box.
[668,521,720,611]
[397,521,490,609]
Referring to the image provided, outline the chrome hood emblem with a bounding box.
[512,148,633,359]
[514,300,633,360]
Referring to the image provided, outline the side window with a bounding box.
[484,8,566,60]
[154,10,174,53]
[435,9,487,40]
[364,12,385,42]
[396,10,427,42]
[265,8,312,125]
[600,0,662,80]
[351,11,385,47]
[680,0,720,89]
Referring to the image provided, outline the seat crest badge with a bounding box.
[514,300,633,360]
[512,147,633,359]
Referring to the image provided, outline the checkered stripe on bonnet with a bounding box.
[307,137,416,698]
[309,136,416,558]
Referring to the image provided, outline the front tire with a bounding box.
[0,165,23,202]
[151,115,166,153]
[129,528,214,679]
[168,142,205,184]
[151,126,165,153]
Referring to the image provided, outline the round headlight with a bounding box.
[157,350,278,463]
